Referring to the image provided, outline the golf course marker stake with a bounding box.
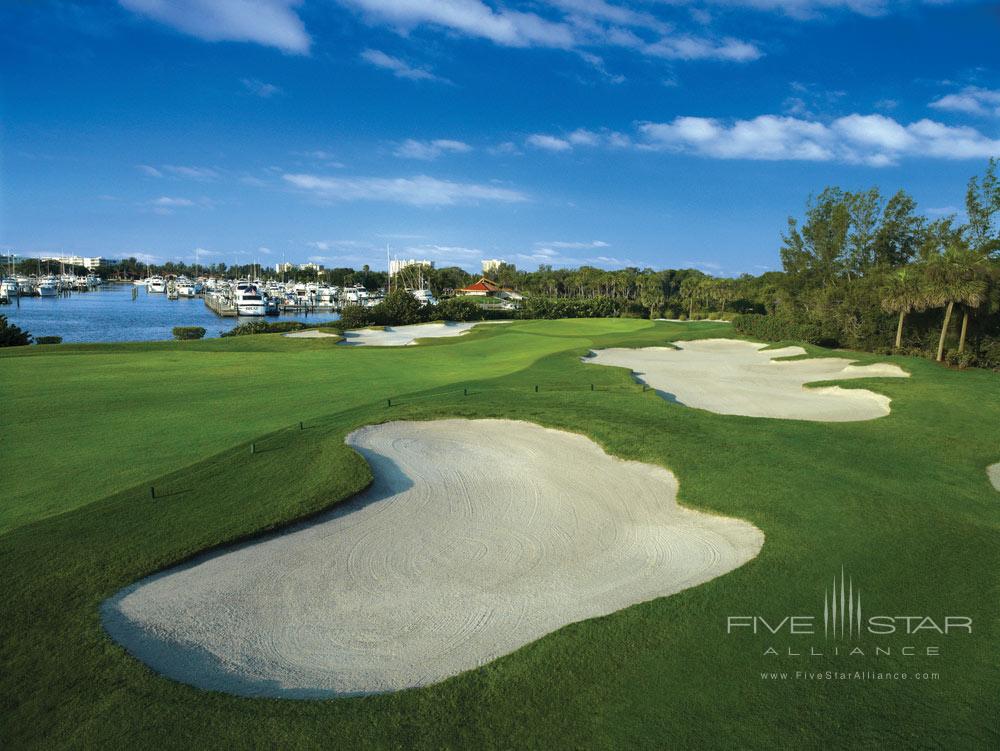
[534,384,538,392]
[299,421,303,430]
[149,486,155,499]
[251,443,255,455]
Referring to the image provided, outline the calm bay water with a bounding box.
[3,284,341,343]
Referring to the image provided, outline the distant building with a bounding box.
[481,258,505,274]
[457,277,523,304]
[275,261,324,273]
[40,255,106,270]
[390,258,434,276]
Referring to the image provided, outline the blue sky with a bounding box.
[2,0,999,276]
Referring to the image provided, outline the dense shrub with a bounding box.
[221,320,311,337]
[731,313,828,344]
[35,336,63,345]
[976,339,1000,370]
[0,315,31,347]
[172,326,206,340]
[434,297,486,322]
[338,305,375,329]
[377,289,426,326]
[517,296,619,320]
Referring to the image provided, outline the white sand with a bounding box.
[585,338,909,422]
[988,463,1000,492]
[339,320,508,347]
[102,419,762,698]
[282,329,340,338]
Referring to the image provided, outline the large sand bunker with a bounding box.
[585,338,909,422]
[988,463,1000,492]
[339,320,508,346]
[102,419,762,698]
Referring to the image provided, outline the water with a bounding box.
[2,284,341,343]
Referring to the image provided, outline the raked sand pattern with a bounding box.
[282,329,340,338]
[102,419,763,698]
[585,338,909,422]
[339,320,509,346]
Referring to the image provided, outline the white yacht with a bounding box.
[175,277,196,297]
[146,276,167,293]
[1,278,19,298]
[234,283,266,316]
[37,276,59,297]
[409,288,437,306]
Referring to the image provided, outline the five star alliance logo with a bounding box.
[726,568,973,657]
[824,568,862,640]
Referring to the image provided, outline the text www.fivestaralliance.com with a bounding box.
[760,671,940,681]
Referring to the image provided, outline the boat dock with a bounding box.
[204,293,238,317]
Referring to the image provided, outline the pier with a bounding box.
[203,293,237,317]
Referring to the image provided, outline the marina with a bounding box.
[3,282,341,343]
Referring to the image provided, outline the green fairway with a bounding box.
[0,317,661,532]
[1,319,998,749]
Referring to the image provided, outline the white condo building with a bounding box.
[389,258,434,276]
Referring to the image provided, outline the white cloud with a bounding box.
[394,139,473,160]
[527,128,629,152]
[241,78,281,97]
[929,87,1000,117]
[360,49,446,82]
[643,35,761,62]
[340,0,761,64]
[152,196,195,207]
[567,128,601,146]
[488,141,522,156]
[137,164,163,177]
[342,0,575,48]
[162,165,219,180]
[526,134,573,151]
[119,0,310,54]
[638,113,1000,165]
[702,0,925,20]
[283,173,528,206]
[539,240,610,249]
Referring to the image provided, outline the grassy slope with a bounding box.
[0,318,647,532]
[1,319,998,749]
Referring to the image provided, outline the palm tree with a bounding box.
[924,245,989,361]
[679,276,702,318]
[880,267,925,350]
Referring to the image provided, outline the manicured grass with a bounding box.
[1,319,997,749]
[0,318,660,532]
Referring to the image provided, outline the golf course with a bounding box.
[1,318,998,749]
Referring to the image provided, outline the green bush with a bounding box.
[221,320,310,337]
[172,326,206,340]
[0,315,31,347]
[338,305,375,329]
[434,297,486,322]
[517,296,619,320]
[377,289,426,325]
[731,313,837,346]
[34,336,63,345]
